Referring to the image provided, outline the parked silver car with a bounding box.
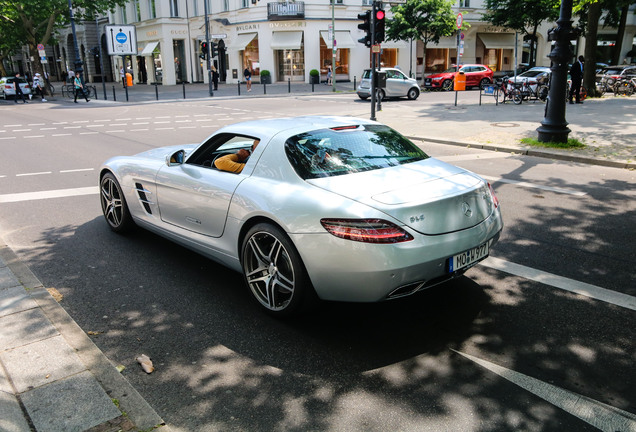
[357,67,420,100]
[100,116,502,316]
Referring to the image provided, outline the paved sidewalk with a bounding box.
[0,244,168,432]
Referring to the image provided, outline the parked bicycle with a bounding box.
[613,77,635,96]
[493,76,520,104]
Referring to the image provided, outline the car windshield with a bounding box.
[285,124,429,179]
[442,66,460,73]
[519,70,545,78]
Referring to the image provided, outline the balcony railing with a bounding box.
[267,1,305,20]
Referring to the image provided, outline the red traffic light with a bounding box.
[376,10,385,20]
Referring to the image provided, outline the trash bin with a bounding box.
[126,73,133,87]
[454,71,466,91]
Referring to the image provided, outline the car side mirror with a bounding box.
[167,150,185,166]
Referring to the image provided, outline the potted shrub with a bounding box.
[260,69,271,84]
[309,69,320,84]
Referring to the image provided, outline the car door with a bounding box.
[153,134,255,238]
[464,66,480,86]
[385,69,408,96]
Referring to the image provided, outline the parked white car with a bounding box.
[357,68,420,100]
[0,76,32,99]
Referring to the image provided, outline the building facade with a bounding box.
[9,1,634,85]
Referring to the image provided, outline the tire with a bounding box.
[495,87,506,104]
[480,78,491,89]
[241,223,316,317]
[441,79,453,91]
[358,95,369,100]
[100,172,135,233]
[407,87,419,100]
[512,89,523,105]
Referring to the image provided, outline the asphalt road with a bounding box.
[1,93,634,431]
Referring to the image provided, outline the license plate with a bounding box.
[448,241,489,273]
[424,78,432,86]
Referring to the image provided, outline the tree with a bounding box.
[483,0,560,67]
[386,0,458,86]
[0,0,126,78]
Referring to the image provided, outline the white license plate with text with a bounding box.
[448,241,489,273]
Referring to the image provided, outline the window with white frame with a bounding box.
[192,0,199,16]
[148,0,156,18]
[223,0,229,11]
[170,0,179,17]
[120,5,128,24]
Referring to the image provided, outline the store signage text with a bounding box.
[237,24,259,31]
[269,22,306,28]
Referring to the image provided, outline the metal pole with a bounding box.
[67,0,83,83]
[185,0,194,84]
[96,17,107,100]
[537,0,573,143]
[370,1,377,120]
[155,82,158,100]
[203,0,213,96]
[331,1,336,92]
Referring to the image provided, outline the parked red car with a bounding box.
[424,64,494,90]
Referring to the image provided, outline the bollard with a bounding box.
[182,82,186,99]
[288,78,291,93]
[263,83,266,95]
[155,83,159,100]
[312,82,314,92]
[354,76,356,91]
[125,85,129,102]
[112,85,116,101]
[237,81,241,96]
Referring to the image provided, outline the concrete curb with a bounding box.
[410,136,636,170]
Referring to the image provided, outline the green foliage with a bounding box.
[260,70,271,77]
[386,0,457,46]
[521,137,586,149]
[309,69,320,77]
[483,0,560,34]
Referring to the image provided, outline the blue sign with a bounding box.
[116,32,128,44]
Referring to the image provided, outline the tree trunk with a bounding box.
[420,42,428,87]
[611,5,629,65]
[584,2,601,97]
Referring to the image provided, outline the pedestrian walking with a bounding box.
[13,73,28,104]
[569,55,584,104]
[33,73,47,101]
[243,66,252,92]
[73,75,90,103]
[326,65,332,85]
[211,65,219,90]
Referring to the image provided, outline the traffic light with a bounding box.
[210,42,218,58]
[374,5,386,44]
[357,10,372,47]
[199,41,208,60]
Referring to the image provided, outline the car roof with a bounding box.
[215,116,378,141]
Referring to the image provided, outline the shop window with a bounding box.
[425,48,448,72]
[243,38,260,79]
[380,48,398,68]
[319,37,349,79]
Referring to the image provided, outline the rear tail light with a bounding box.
[320,218,413,243]
[488,183,499,208]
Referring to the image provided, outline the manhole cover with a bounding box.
[491,122,520,128]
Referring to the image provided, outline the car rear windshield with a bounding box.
[285,124,429,179]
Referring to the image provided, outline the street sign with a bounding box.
[372,44,381,53]
[105,25,138,55]
[456,13,463,29]
[210,34,227,39]
[37,43,46,57]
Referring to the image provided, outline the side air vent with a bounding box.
[135,183,154,214]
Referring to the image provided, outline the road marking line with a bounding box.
[481,175,587,196]
[79,132,99,135]
[480,257,636,311]
[109,123,127,126]
[64,126,81,129]
[14,129,32,132]
[453,350,636,432]
[72,120,89,123]
[40,127,57,130]
[16,172,52,177]
[0,137,16,140]
[5,124,22,127]
[153,121,170,124]
[28,123,45,126]
[52,133,71,137]
[107,130,125,133]
[132,122,149,125]
[131,128,149,132]
[115,118,131,121]
[0,186,98,203]
[155,116,170,119]
[135,117,151,120]
[156,127,174,130]
[178,126,196,129]
[60,168,94,173]
[24,135,45,139]
[175,115,189,118]
[94,119,110,122]
[52,122,68,125]
[86,124,104,127]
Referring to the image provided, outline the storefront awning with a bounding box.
[320,31,356,49]
[226,33,257,51]
[271,31,303,50]
[478,33,516,49]
[140,41,159,56]
[430,37,457,49]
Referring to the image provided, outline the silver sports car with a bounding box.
[100,116,503,316]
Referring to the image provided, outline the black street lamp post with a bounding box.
[536,0,576,143]
[67,0,84,81]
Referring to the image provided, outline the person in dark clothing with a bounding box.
[569,55,584,104]
[13,73,28,104]
[211,65,219,90]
